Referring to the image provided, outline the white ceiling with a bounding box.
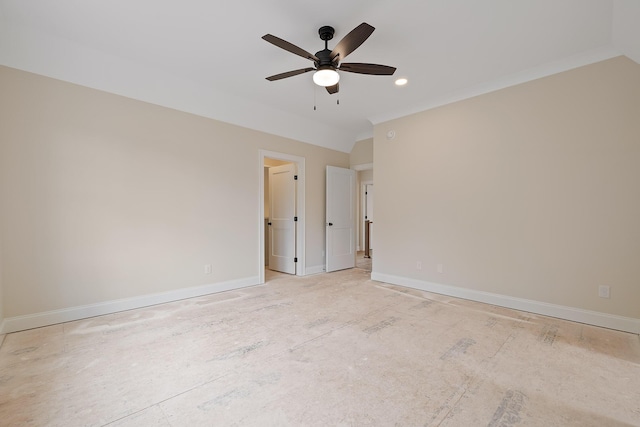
[1,0,639,153]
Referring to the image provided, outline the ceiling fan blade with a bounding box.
[330,23,375,62]
[339,63,396,75]
[326,83,339,95]
[262,34,319,62]
[266,68,315,81]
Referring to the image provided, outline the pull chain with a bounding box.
[312,84,341,109]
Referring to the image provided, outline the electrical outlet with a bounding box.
[204,264,212,274]
[598,285,610,298]
[437,263,443,274]
[416,261,422,270]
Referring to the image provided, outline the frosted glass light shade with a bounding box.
[313,68,340,87]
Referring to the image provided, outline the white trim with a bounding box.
[371,272,640,334]
[305,265,326,275]
[352,163,373,171]
[1,276,259,334]
[259,150,306,284]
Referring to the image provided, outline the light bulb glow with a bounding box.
[313,68,340,87]
[395,78,408,86]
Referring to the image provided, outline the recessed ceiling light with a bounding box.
[395,78,408,86]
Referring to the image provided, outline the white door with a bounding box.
[269,163,296,274]
[326,166,356,272]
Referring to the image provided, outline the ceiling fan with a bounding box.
[262,23,396,95]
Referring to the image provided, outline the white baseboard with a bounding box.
[1,276,260,334]
[371,272,640,334]
[5,273,636,335]
[305,264,326,275]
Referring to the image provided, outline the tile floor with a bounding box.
[1,268,639,426]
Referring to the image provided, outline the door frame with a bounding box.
[259,150,306,284]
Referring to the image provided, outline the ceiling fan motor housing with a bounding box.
[317,26,338,67]
[315,49,336,68]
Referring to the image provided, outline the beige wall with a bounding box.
[350,138,373,167]
[374,56,640,322]
[358,169,373,182]
[0,66,348,322]
[0,251,4,332]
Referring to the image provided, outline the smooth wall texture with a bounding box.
[0,66,348,322]
[350,138,373,167]
[0,252,4,331]
[374,56,640,321]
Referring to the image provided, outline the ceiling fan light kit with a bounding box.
[262,22,396,95]
[313,66,340,87]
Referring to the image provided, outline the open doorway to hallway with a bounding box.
[355,166,373,272]
[258,150,306,285]
[356,251,372,271]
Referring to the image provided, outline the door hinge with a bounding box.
[294,216,298,221]
[294,175,298,180]
[294,257,298,263]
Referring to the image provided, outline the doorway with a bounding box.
[362,182,374,254]
[354,165,373,271]
[259,150,306,284]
